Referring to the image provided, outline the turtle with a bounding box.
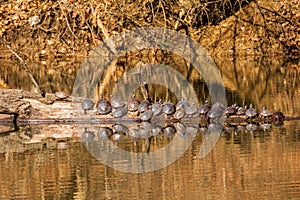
[207,102,225,120]
[236,105,247,115]
[245,103,257,118]
[176,97,190,110]
[112,107,127,118]
[223,103,237,117]
[259,106,272,119]
[185,102,199,117]
[162,101,175,115]
[174,107,186,120]
[96,95,112,115]
[97,127,113,139]
[127,94,140,112]
[140,108,153,121]
[199,100,211,116]
[138,99,150,113]
[110,95,126,109]
[55,91,68,100]
[272,110,285,122]
[152,100,163,116]
[81,97,94,114]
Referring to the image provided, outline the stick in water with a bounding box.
[6,44,41,93]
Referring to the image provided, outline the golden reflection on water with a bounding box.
[0,54,299,199]
[0,122,299,199]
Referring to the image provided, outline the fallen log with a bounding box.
[0,89,298,127]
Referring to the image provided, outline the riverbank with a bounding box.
[0,0,299,59]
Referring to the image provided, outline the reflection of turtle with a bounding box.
[98,127,113,139]
[246,123,257,133]
[82,128,95,144]
[162,102,175,115]
[164,125,176,137]
[259,106,271,119]
[81,97,94,114]
[110,133,124,141]
[127,94,140,112]
[96,95,112,115]
[245,103,257,118]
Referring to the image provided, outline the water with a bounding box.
[0,55,299,199]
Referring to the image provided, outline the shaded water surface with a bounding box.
[0,55,299,199]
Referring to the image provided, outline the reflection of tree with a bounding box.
[216,57,300,115]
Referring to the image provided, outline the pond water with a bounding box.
[0,54,299,199]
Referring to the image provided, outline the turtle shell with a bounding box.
[223,104,237,116]
[81,98,94,114]
[127,94,140,112]
[152,101,163,116]
[176,97,190,110]
[245,103,257,118]
[97,96,112,115]
[207,102,225,119]
[260,106,271,117]
[139,100,150,113]
[236,106,247,115]
[55,92,68,100]
[162,102,175,115]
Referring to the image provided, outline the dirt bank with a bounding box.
[0,0,299,59]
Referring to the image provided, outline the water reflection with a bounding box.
[0,121,299,199]
[0,55,299,199]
